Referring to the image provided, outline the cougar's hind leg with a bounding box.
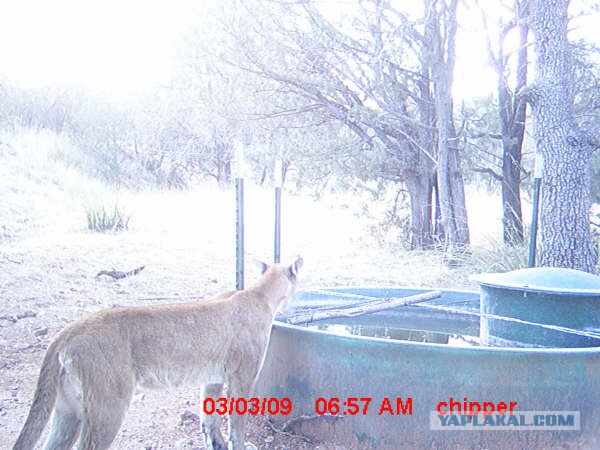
[76,394,132,450]
[75,370,134,450]
[43,357,85,450]
[43,401,82,450]
[202,383,227,450]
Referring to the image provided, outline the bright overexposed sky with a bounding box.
[0,0,597,100]
[0,0,202,97]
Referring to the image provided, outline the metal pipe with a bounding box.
[528,153,543,267]
[273,158,283,264]
[274,186,281,264]
[236,177,244,290]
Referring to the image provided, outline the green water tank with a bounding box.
[471,268,600,348]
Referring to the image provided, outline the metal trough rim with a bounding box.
[471,267,600,295]
[278,286,600,354]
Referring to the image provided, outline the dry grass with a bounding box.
[86,203,131,232]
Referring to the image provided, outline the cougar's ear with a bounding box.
[253,258,269,275]
[288,256,304,278]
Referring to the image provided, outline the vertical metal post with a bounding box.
[528,153,543,268]
[236,177,245,290]
[234,143,245,290]
[274,187,281,264]
[274,159,282,264]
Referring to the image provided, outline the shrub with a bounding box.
[86,204,130,232]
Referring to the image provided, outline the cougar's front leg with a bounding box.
[202,383,227,450]
[227,377,257,450]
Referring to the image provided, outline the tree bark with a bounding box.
[414,37,438,247]
[405,170,434,249]
[499,1,528,245]
[429,0,470,247]
[528,0,596,271]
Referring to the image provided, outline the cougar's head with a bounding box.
[257,256,303,313]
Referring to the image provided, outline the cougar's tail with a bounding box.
[13,340,61,450]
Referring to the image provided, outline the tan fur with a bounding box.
[13,257,303,450]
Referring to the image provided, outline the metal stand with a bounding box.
[236,177,244,290]
[528,154,543,267]
[274,186,281,264]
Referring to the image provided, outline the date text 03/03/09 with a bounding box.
[203,397,292,416]
[315,397,413,416]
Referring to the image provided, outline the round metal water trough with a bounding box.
[472,268,600,347]
[255,288,600,449]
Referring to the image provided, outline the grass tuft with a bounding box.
[467,233,530,274]
[86,204,130,233]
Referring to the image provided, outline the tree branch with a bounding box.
[472,167,503,181]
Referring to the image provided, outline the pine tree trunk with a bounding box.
[405,170,434,249]
[528,0,596,271]
[501,148,524,244]
[429,0,470,247]
[499,3,527,245]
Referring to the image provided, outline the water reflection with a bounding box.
[306,323,480,346]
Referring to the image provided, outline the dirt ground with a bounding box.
[0,165,474,449]
[0,230,331,449]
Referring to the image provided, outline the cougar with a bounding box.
[13,256,303,450]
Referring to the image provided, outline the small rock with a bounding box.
[16,310,36,319]
[180,410,200,426]
[175,438,194,449]
[34,327,48,337]
[264,436,274,444]
[0,315,17,323]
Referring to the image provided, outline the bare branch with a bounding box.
[472,167,503,181]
